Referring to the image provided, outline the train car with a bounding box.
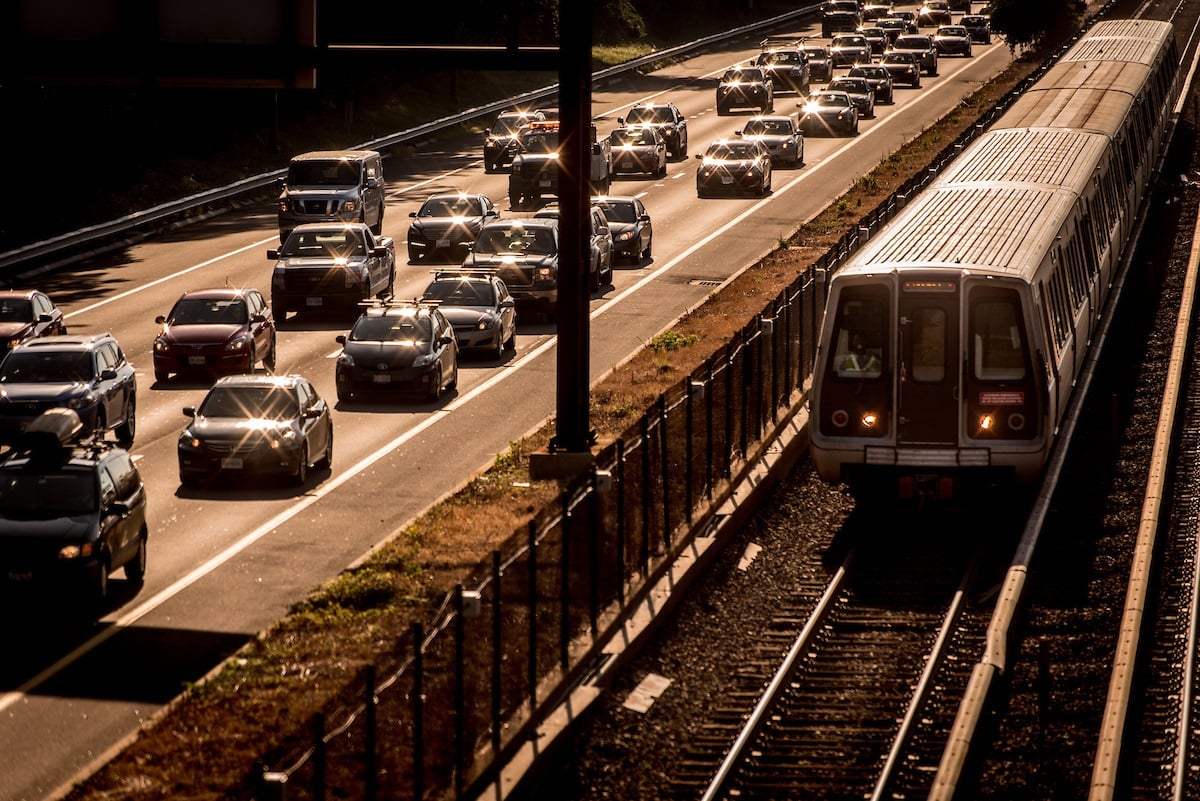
[809,19,1179,497]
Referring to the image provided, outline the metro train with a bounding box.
[809,18,1181,497]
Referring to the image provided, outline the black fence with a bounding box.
[252,31,1087,801]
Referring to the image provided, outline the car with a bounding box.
[879,51,923,87]
[276,150,385,243]
[531,107,560,121]
[152,287,276,383]
[609,125,669,178]
[715,66,775,115]
[917,0,952,27]
[754,39,812,95]
[507,120,614,206]
[829,34,872,68]
[179,374,332,486]
[0,409,147,603]
[0,333,137,447]
[821,0,862,36]
[531,204,615,289]
[482,110,545,173]
[876,16,917,44]
[847,63,896,104]
[857,26,889,54]
[694,139,773,197]
[462,218,561,316]
[620,103,689,159]
[889,34,938,75]
[592,195,653,263]
[799,90,861,136]
[802,45,834,83]
[860,0,895,22]
[406,192,501,263]
[419,271,516,359]
[334,301,458,402]
[947,0,973,10]
[0,290,67,354]
[827,77,876,118]
[961,14,993,43]
[736,115,805,167]
[267,222,395,319]
[934,25,974,56]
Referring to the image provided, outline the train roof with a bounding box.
[838,127,1109,281]
[994,62,1143,134]
[1062,18,1174,64]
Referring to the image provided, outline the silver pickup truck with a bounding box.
[267,223,395,319]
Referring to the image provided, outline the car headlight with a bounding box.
[617,230,635,241]
[477,317,497,331]
[65,394,94,410]
[413,351,438,368]
[337,352,354,367]
[58,542,95,560]
[154,337,170,353]
[226,335,251,352]
[344,200,358,213]
[278,200,289,213]
[180,431,202,448]
[535,266,555,280]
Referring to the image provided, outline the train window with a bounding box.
[830,289,886,379]
[971,292,1027,382]
[910,308,946,382]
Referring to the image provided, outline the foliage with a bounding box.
[649,330,700,351]
[988,0,1086,50]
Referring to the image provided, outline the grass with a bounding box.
[61,42,1048,801]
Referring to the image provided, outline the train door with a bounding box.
[897,277,959,445]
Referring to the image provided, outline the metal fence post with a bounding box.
[313,713,326,801]
[491,551,502,765]
[365,665,377,801]
[560,491,570,670]
[659,396,670,550]
[706,360,714,499]
[589,469,600,636]
[454,584,466,800]
[413,622,425,801]
[641,416,651,572]
[527,521,537,711]
[685,380,694,524]
[616,439,627,605]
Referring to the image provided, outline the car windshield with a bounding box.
[895,36,930,48]
[851,66,887,78]
[519,130,559,152]
[743,118,792,135]
[812,93,851,108]
[833,36,866,47]
[830,80,868,93]
[0,469,96,517]
[198,386,299,420]
[422,280,497,307]
[287,160,359,186]
[624,106,673,125]
[418,197,482,218]
[722,69,763,82]
[280,230,366,258]
[0,351,92,383]
[706,143,759,160]
[803,47,828,59]
[594,200,637,223]
[884,53,915,63]
[491,117,524,136]
[939,26,968,36]
[473,227,555,255]
[168,298,247,326]
[758,51,799,65]
[611,128,657,146]
[0,299,33,322]
[349,315,433,343]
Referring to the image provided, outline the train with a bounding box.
[809,18,1181,497]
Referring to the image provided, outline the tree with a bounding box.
[988,0,1086,51]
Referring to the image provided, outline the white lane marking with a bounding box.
[9,52,998,712]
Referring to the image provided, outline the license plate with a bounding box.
[436,238,451,248]
[372,374,391,384]
[621,159,634,168]
[220,457,243,469]
[188,356,206,366]
[306,297,323,307]
[6,570,32,582]
[721,176,734,184]
[539,179,552,188]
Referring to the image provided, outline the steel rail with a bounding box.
[0,5,820,276]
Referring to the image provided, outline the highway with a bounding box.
[0,14,1012,801]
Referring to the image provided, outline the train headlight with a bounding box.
[861,411,879,428]
[978,413,994,432]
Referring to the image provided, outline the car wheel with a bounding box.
[125,529,148,583]
[504,326,517,352]
[115,395,136,448]
[493,333,505,360]
[447,362,458,392]
[426,368,442,402]
[91,554,110,604]
[318,424,333,470]
[657,162,668,178]
[292,444,309,486]
[372,203,384,235]
[678,134,688,159]
[265,336,277,372]
[601,261,613,287]
[642,239,652,259]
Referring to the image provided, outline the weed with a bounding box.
[648,330,699,351]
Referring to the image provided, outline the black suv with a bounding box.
[0,333,137,446]
[619,103,689,159]
[0,409,148,602]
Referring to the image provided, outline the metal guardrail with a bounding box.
[0,4,822,275]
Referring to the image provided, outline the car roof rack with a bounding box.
[0,408,110,461]
[431,269,498,279]
[760,35,809,49]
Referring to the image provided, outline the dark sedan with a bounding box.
[737,115,805,167]
[917,0,952,26]
[802,45,833,82]
[829,34,872,68]
[593,195,653,263]
[889,34,938,76]
[933,25,974,56]
[716,66,775,115]
[879,51,922,87]
[153,287,276,383]
[961,14,993,43]
[335,301,458,402]
[406,192,500,263]
[0,290,66,354]
[827,77,876,119]
[695,139,772,197]
[609,126,669,178]
[420,272,516,359]
[847,63,895,104]
[178,374,332,486]
[799,91,860,137]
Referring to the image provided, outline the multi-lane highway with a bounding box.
[0,13,1012,801]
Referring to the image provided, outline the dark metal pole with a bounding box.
[552,0,593,454]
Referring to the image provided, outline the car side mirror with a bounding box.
[501,298,515,308]
[592,143,602,155]
[366,177,379,188]
[484,128,492,136]
[304,408,322,419]
[617,117,625,125]
[439,335,454,347]
[155,315,167,324]
[694,154,702,160]
[335,334,347,345]
[409,211,417,218]
[267,249,280,260]
[99,368,118,381]
[38,313,52,323]
[109,501,130,516]
[251,313,267,323]
[638,214,651,223]
[372,246,389,257]
[486,209,499,217]
[183,406,196,417]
